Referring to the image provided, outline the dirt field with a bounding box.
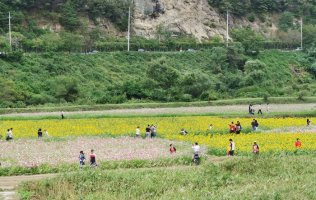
[1,103,315,118]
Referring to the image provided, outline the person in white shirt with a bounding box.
[192,142,201,165]
[44,129,49,137]
[6,128,13,141]
[192,142,200,154]
[229,139,235,156]
[135,126,141,137]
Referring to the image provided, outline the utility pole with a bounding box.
[9,12,12,50]
[300,17,303,50]
[226,10,229,47]
[127,2,132,52]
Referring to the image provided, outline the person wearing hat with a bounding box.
[252,141,259,154]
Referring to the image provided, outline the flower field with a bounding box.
[0,137,192,167]
[0,116,315,154]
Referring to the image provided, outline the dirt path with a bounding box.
[1,104,315,118]
[0,174,57,191]
[0,174,56,200]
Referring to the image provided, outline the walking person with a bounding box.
[228,139,235,156]
[248,104,254,115]
[145,125,151,138]
[255,119,259,130]
[61,111,65,119]
[251,119,257,131]
[6,129,13,141]
[37,128,43,139]
[135,126,141,138]
[252,141,259,154]
[90,149,97,167]
[266,103,270,114]
[79,150,86,169]
[192,142,201,165]
[257,104,263,115]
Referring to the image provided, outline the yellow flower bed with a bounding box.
[170,133,316,153]
[1,116,315,153]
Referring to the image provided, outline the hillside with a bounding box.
[0,1,315,108]
[0,49,315,108]
[0,0,316,52]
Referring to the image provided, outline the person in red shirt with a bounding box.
[295,138,301,148]
[170,144,176,154]
[228,122,236,133]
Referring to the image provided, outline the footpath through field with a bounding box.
[1,104,315,118]
[0,156,228,199]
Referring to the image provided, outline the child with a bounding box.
[79,151,85,168]
[170,144,176,154]
[90,149,97,167]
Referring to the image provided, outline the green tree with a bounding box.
[146,58,179,90]
[60,1,81,31]
[50,76,80,102]
[61,32,84,52]
[231,27,264,55]
[278,12,294,31]
[181,72,212,98]
[303,24,316,48]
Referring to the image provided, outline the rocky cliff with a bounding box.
[132,0,278,41]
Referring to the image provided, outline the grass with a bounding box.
[18,155,316,200]
[0,156,194,177]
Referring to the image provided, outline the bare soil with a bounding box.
[1,104,315,118]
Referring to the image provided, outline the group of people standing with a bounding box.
[136,125,158,138]
[37,128,49,138]
[78,149,97,168]
[228,121,242,134]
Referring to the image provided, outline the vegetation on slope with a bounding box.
[0,48,315,108]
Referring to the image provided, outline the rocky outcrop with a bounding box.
[132,0,278,41]
[133,0,227,41]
